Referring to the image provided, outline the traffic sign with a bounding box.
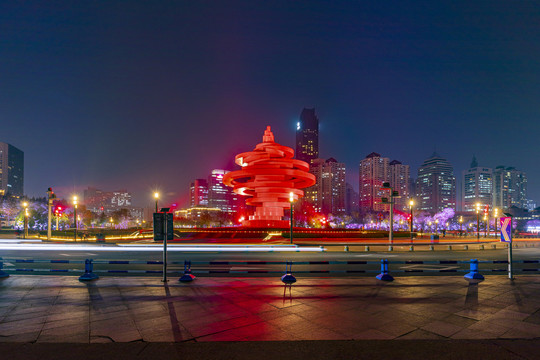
[500,217,512,243]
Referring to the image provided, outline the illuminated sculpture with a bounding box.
[223,126,316,227]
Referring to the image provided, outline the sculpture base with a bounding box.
[243,219,291,228]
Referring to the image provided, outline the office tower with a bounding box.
[345,183,359,216]
[493,166,527,210]
[190,179,208,207]
[305,158,346,215]
[389,160,410,211]
[0,142,24,198]
[296,108,319,164]
[415,152,456,214]
[208,169,240,213]
[359,152,390,212]
[462,156,493,212]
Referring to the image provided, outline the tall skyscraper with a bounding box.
[190,179,208,207]
[461,156,493,212]
[493,166,527,210]
[0,142,24,198]
[305,158,346,215]
[345,183,359,216]
[415,152,456,214]
[296,108,319,164]
[207,169,240,213]
[389,160,410,211]
[359,152,389,212]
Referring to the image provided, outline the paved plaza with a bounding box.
[1,274,540,359]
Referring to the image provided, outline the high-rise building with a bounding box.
[359,152,389,212]
[305,158,346,215]
[0,142,24,198]
[190,179,208,207]
[296,108,319,164]
[493,166,527,210]
[208,169,240,213]
[461,156,493,212]
[345,183,359,216]
[415,152,456,214]
[389,160,410,211]
[83,187,133,213]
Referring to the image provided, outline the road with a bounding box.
[1,239,540,278]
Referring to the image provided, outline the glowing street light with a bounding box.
[476,202,481,241]
[459,216,463,236]
[435,219,439,234]
[289,192,295,244]
[154,192,159,213]
[73,196,78,241]
[494,208,499,236]
[409,200,414,243]
[22,202,29,239]
[110,217,114,229]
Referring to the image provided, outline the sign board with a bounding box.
[153,213,173,241]
[500,217,512,243]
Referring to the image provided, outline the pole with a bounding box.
[162,211,168,282]
[74,206,77,242]
[24,212,27,239]
[476,211,480,242]
[290,201,293,244]
[47,189,52,241]
[155,199,158,214]
[508,238,513,280]
[410,205,413,243]
[389,194,394,244]
[56,215,59,231]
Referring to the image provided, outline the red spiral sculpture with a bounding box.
[223,126,316,227]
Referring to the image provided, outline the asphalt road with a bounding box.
[1,240,539,278]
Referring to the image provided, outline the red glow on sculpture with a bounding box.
[223,126,316,227]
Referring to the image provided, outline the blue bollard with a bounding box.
[376,259,394,281]
[281,261,296,284]
[464,259,484,282]
[0,258,9,278]
[79,259,99,281]
[179,260,196,282]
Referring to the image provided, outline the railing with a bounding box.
[0,257,536,283]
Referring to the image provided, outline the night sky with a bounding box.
[2,1,540,208]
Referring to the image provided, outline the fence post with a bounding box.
[281,261,296,284]
[464,259,484,282]
[79,259,99,281]
[0,258,9,278]
[179,260,196,282]
[376,259,394,282]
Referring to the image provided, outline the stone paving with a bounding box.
[1,275,540,343]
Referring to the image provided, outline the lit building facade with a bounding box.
[208,169,238,213]
[305,158,346,215]
[0,142,24,198]
[493,166,527,210]
[461,157,493,212]
[359,152,389,212]
[389,160,410,211]
[190,179,208,207]
[296,108,319,164]
[84,187,133,213]
[415,152,456,214]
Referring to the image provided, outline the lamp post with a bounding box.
[476,202,481,242]
[110,217,114,229]
[73,196,78,241]
[435,219,439,234]
[428,221,432,234]
[409,200,414,243]
[459,216,463,236]
[495,208,499,236]
[154,192,159,213]
[22,202,29,239]
[289,192,294,244]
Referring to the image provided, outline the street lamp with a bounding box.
[110,217,114,229]
[22,202,29,239]
[73,196,78,241]
[476,202,481,242]
[409,200,414,243]
[154,192,159,213]
[494,208,499,236]
[459,216,463,236]
[435,219,439,234]
[289,192,294,244]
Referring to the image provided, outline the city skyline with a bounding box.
[2,1,540,207]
